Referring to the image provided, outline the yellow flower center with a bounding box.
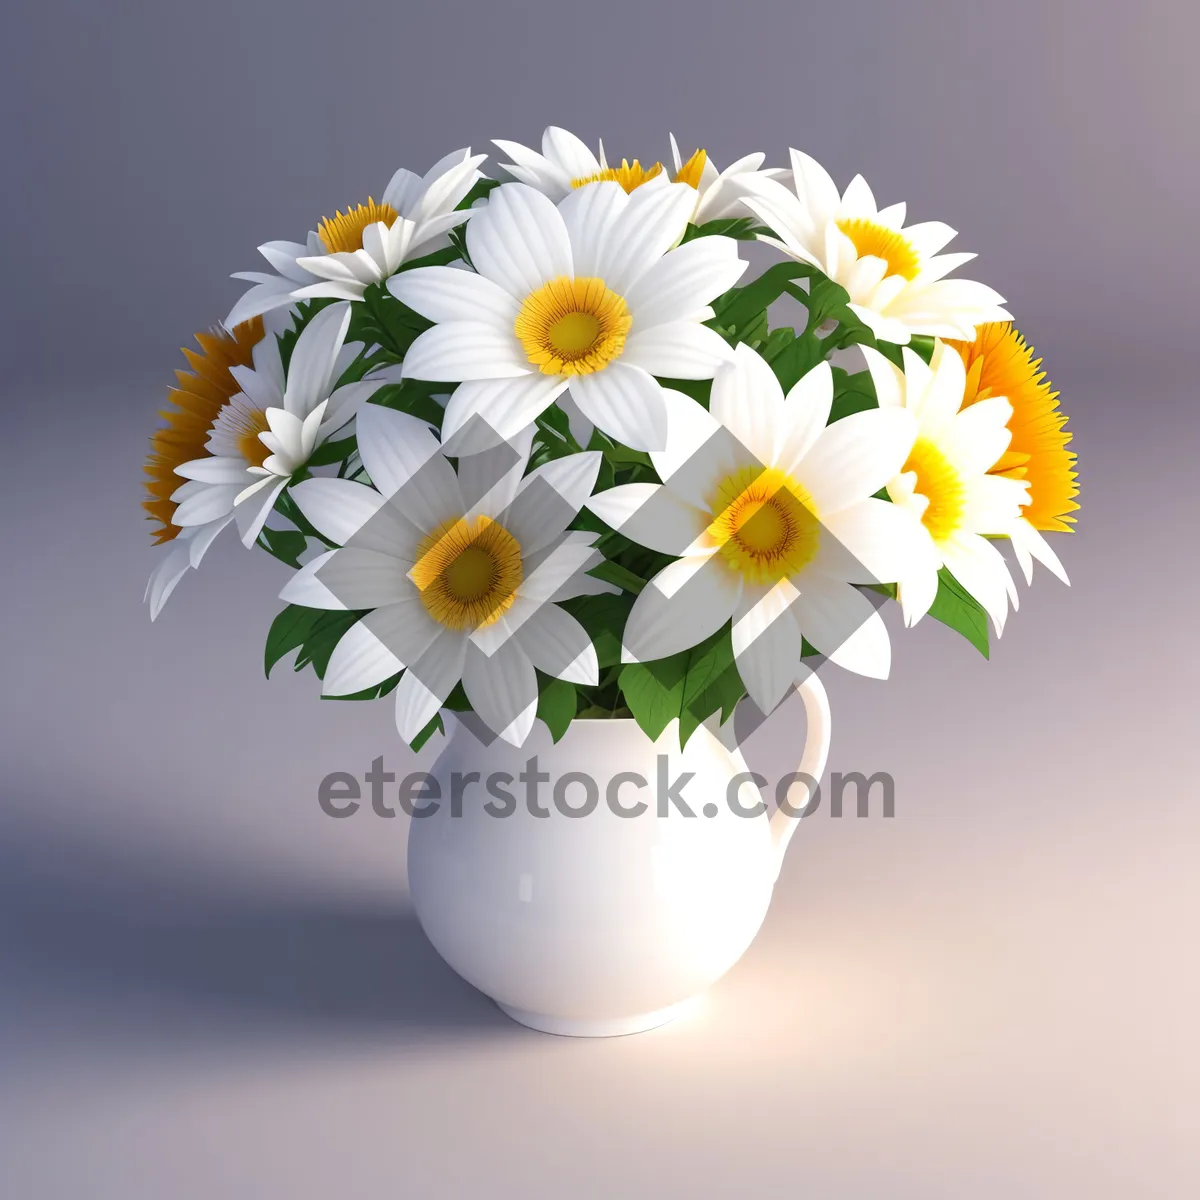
[674,148,708,190]
[707,467,821,585]
[410,516,524,630]
[317,197,399,254]
[903,437,966,543]
[514,277,632,376]
[836,217,920,281]
[571,159,663,193]
[227,406,272,469]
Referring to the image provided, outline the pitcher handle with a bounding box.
[768,669,832,873]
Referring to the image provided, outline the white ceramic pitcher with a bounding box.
[407,673,831,1037]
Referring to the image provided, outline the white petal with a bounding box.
[466,183,573,297]
[402,322,532,382]
[515,606,599,685]
[940,532,1014,634]
[732,579,806,713]
[792,575,891,678]
[290,478,386,545]
[775,361,835,475]
[145,542,193,621]
[503,451,601,553]
[462,639,539,746]
[802,408,917,513]
[598,183,698,294]
[557,181,628,278]
[623,235,747,329]
[621,321,733,380]
[394,632,469,743]
[322,619,405,697]
[585,482,709,556]
[541,126,602,179]
[315,548,412,609]
[622,556,741,663]
[172,483,240,527]
[441,375,568,450]
[279,550,347,609]
[568,363,668,453]
[709,343,785,467]
[355,405,445,500]
[388,265,520,326]
[815,497,933,585]
[859,345,906,409]
[172,456,253,485]
[283,302,351,417]
[456,424,534,520]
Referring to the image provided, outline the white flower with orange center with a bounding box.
[587,345,926,712]
[277,406,610,746]
[226,150,486,327]
[492,125,776,223]
[390,180,746,453]
[739,150,1010,345]
[862,340,1031,631]
[170,303,390,550]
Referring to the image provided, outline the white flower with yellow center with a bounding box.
[390,181,746,453]
[226,150,486,327]
[739,150,1010,345]
[171,303,389,549]
[587,345,925,711]
[862,340,1030,631]
[277,405,609,746]
[492,126,775,223]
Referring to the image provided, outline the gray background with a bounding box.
[2,1,1197,1197]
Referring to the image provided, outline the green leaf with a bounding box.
[563,592,634,668]
[829,368,879,422]
[370,380,445,428]
[256,526,308,569]
[711,261,814,334]
[927,568,990,658]
[322,672,401,701]
[347,282,431,360]
[408,713,444,753]
[586,559,647,595]
[681,216,771,243]
[618,627,745,748]
[536,676,578,742]
[305,435,358,467]
[293,610,362,678]
[264,605,319,677]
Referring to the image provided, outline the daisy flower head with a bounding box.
[862,339,1031,632]
[226,149,487,327]
[945,322,1076,585]
[740,150,1010,345]
[492,125,775,223]
[587,344,926,714]
[278,404,611,746]
[143,315,266,618]
[389,181,748,454]
[169,301,391,563]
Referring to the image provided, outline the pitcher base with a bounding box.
[496,995,702,1038]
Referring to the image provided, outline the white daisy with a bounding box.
[278,404,609,746]
[665,134,784,225]
[171,302,390,551]
[587,344,926,712]
[226,149,486,327]
[862,340,1030,631]
[389,180,746,453]
[739,149,1010,345]
[492,125,774,223]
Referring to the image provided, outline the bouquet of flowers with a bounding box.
[144,128,1077,750]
